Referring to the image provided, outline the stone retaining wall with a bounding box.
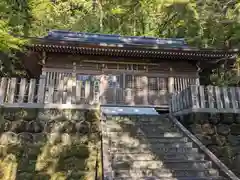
[178,113,240,177]
[0,108,101,180]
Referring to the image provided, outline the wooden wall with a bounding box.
[41,53,199,106]
[43,53,198,75]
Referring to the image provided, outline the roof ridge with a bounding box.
[46,30,187,46]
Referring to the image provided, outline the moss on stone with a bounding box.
[3,108,38,121]
[230,124,240,135]
[211,134,226,146]
[58,156,87,171]
[50,172,67,180]
[181,112,240,178]
[33,173,50,180]
[0,108,101,180]
[17,172,34,180]
[18,159,36,172]
[63,144,89,159]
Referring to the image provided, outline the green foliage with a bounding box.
[0,0,240,79]
[210,56,240,86]
[0,21,25,52]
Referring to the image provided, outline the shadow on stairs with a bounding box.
[100,106,239,180]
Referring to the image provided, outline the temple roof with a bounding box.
[27,30,239,61]
[44,30,189,49]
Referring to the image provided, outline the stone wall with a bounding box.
[178,113,240,177]
[0,108,101,180]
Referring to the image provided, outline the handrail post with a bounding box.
[0,78,7,105]
[37,75,46,104]
[190,85,200,109]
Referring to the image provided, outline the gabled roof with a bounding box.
[27,30,239,61]
[44,30,189,49]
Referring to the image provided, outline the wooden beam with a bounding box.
[82,59,159,65]
[42,67,199,78]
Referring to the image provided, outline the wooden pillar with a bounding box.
[196,78,200,85]
[168,67,175,94]
[41,51,47,76]
[168,76,174,107]
[41,70,46,76]
[196,61,201,85]
[72,62,76,79]
[168,77,174,94]
[196,72,200,85]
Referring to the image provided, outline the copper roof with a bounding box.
[27,30,239,60]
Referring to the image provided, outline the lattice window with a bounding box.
[148,77,158,90]
[159,78,167,90]
[106,75,120,88]
[125,75,134,88]
[134,76,142,89]
[133,64,138,71]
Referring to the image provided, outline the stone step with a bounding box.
[110,146,198,154]
[109,132,183,138]
[106,115,161,120]
[106,123,177,133]
[112,160,211,170]
[106,116,171,124]
[109,142,193,149]
[107,127,178,135]
[106,115,174,123]
[109,137,189,144]
[139,125,179,134]
[106,118,172,125]
[114,168,219,178]
[112,152,205,161]
[107,129,180,136]
[113,176,226,180]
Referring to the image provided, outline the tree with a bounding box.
[0,0,239,79]
[0,0,27,52]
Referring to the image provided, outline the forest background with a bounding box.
[0,0,240,85]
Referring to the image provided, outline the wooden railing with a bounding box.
[0,76,169,108]
[170,85,240,114]
[0,75,99,109]
[0,75,172,108]
[0,76,203,109]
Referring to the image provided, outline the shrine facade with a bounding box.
[22,30,238,108]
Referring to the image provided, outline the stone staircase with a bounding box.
[102,114,228,180]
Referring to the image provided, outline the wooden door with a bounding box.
[134,75,148,105]
[148,76,168,105]
[100,74,124,105]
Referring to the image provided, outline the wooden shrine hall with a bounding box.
[21,30,238,109]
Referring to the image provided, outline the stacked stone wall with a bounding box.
[0,108,101,180]
[178,113,240,177]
